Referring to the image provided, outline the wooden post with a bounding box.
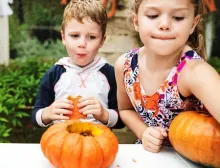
[0,16,9,65]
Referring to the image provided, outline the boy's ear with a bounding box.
[100,36,106,48]
[190,15,200,34]
[61,30,66,45]
[132,13,139,32]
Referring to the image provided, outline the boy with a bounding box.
[31,0,124,129]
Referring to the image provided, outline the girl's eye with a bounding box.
[173,17,184,21]
[147,15,158,19]
[89,36,96,40]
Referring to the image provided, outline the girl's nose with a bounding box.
[158,15,171,31]
[78,37,87,48]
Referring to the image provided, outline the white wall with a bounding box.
[0,16,9,65]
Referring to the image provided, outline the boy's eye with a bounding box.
[89,36,96,40]
[147,15,158,19]
[173,17,184,21]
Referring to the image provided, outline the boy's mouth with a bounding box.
[77,54,87,57]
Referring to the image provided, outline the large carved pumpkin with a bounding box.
[169,111,220,168]
[40,120,118,168]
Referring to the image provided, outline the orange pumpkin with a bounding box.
[169,111,220,168]
[40,120,118,168]
[67,95,87,120]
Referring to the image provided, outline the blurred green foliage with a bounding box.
[0,56,57,142]
[208,57,220,73]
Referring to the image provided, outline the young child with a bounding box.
[31,0,124,129]
[115,0,220,153]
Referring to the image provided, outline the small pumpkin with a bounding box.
[169,111,220,168]
[67,95,87,120]
[40,120,118,168]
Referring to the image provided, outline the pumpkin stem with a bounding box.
[197,111,211,117]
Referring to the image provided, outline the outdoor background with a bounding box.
[0,0,220,143]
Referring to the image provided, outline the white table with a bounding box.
[0,143,205,168]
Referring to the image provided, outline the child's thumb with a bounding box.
[156,127,168,137]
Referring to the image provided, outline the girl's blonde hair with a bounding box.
[61,0,107,37]
[130,0,206,59]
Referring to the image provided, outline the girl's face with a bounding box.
[61,17,105,67]
[133,0,200,56]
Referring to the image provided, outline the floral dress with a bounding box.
[123,48,206,144]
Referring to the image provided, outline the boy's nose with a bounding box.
[78,37,87,48]
[158,15,171,31]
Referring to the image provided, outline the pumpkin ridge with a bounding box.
[58,133,72,168]
[61,133,83,168]
[80,136,103,168]
[41,123,67,157]
[95,129,119,168]
[46,131,69,168]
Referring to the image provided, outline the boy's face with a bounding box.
[61,17,105,67]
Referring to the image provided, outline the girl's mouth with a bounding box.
[152,36,175,40]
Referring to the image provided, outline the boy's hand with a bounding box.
[42,95,73,124]
[141,127,167,153]
[78,96,109,124]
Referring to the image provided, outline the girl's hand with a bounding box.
[142,127,167,153]
[78,97,109,124]
[42,95,73,124]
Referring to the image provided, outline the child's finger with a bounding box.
[155,127,168,137]
[78,96,90,103]
[143,140,162,153]
[53,114,70,120]
[146,134,163,146]
[60,109,72,115]
[161,131,167,137]
[148,127,164,140]
[56,102,73,110]
[60,98,73,105]
[53,109,72,115]
[78,99,96,108]
[79,104,98,114]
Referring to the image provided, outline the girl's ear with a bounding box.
[132,13,139,32]
[61,30,66,45]
[190,15,200,34]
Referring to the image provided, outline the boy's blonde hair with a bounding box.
[61,0,107,37]
[130,0,206,59]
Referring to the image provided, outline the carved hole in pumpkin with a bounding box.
[80,131,92,136]
[66,122,102,137]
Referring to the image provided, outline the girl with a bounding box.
[115,0,220,153]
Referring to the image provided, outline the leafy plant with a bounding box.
[0,56,58,142]
[9,18,66,59]
[208,57,220,73]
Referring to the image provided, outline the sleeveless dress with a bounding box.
[123,48,206,144]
